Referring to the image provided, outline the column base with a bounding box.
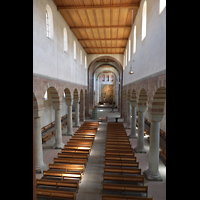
[74,125,80,128]
[143,169,163,181]
[66,131,74,136]
[53,142,65,149]
[129,134,137,138]
[134,147,146,153]
[126,125,131,129]
[35,163,48,173]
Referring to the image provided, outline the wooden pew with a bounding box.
[36,188,76,200]
[58,153,89,159]
[42,131,55,144]
[43,170,82,181]
[102,194,153,200]
[54,157,87,166]
[64,146,91,152]
[61,149,90,154]
[65,143,93,148]
[105,151,135,156]
[36,179,79,191]
[103,174,144,184]
[49,163,85,173]
[103,183,148,196]
[105,156,136,162]
[105,161,139,168]
[104,167,141,175]
[106,148,133,152]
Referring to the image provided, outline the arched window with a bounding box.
[63,28,68,52]
[44,91,48,101]
[142,1,147,41]
[126,48,128,66]
[128,39,131,61]
[74,41,76,60]
[46,5,53,39]
[133,26,136,53]
[159,0,166,14]
[85,56,87,69]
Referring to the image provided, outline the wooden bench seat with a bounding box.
[58,153,89,159]
[36,188,76,200]
[106,142,130,145]
[106,145,132,149]
[105,156,136,162]
[102,194,153,200]
[70,138,94,142]
[103,183,148,195]
[103,174,144,184]
[106,138,129,142]
[54,157,87,166]
[49,164,85,173]
[66,143,93,148]
[43,170,82,181]
[104,167,141,175]
[105,161,139,168]
[105,152,134,156]
[36,179,79,191]
[64,146,91,152]
[42,131,55,144]
[61,149,90,154]
[106,148,133,152]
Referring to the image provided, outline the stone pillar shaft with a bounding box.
[144,112,164,181]
[67,103,73,136]
[129,105,137,138]
[54,108,64,149]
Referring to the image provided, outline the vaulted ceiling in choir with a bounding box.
[52,0,141,54]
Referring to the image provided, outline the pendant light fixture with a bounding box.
[129,4,134,75]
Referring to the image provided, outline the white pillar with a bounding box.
[129,102,137,138]
[126,102,131,129]
[67,100,73,136]
[134,105,146,153]
[144,112,164,181]
[34,109,48,173]
[74,100,80,127]
[53,107,64,149]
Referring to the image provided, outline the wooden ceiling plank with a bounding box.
[57,3,139,10]
[70,25,131,29]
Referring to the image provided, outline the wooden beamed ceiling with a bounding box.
[53,0,141,54]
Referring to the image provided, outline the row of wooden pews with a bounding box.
[41,114,74,144]
[36,121,99,200]
[102,122,153,200]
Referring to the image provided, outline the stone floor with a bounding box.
[36,108,166,200]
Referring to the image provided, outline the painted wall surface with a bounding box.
[123,0,166,85]
[33,0,88,86]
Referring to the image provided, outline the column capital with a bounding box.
[138,105,147,112]
[66,100,73,106]
[148,112,164,123]
[53,103,62,110]
[130,101,137,107]
[34,108,44,118]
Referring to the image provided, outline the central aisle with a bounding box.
[76,122,107,200]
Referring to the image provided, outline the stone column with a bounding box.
[34,109,48,173]
[74,100,80,127]
[67,100,73,136]
[129,102,137,138]
[144,112,164,181]
[126,102,131,129]
[134,105,146,153]
[53,106,64,149]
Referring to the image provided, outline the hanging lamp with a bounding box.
[128,5,134,75]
